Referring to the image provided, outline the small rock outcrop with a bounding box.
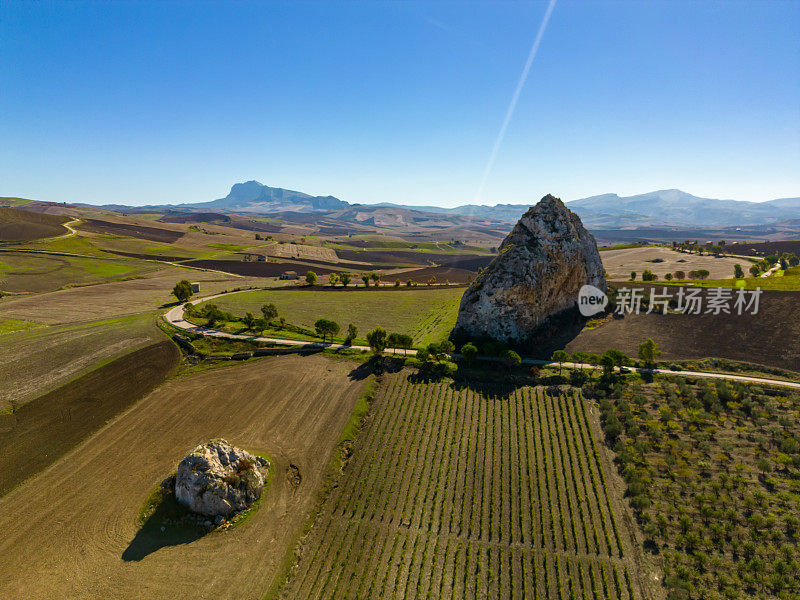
[174,440,269,518]
[454,194,605,347]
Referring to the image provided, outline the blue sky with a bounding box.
[2,1,798,207]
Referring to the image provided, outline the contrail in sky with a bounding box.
[475,0,557,204]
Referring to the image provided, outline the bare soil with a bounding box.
[601,246,744,280]
[0,354,366,600]
[0,313,165,412]
[183,259,339,277]
[0,271,257,324]
[0,207,70,241]
[727,239,800,257]
[78,219,185,243]
[567,287,800,371]
[0,341,179,495]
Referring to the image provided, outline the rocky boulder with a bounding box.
[454,194,605,347]
[174,439,269,518]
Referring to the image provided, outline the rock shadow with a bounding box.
[121,513,206,562]
[122,480,207,562]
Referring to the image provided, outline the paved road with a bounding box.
[165,291,800,391]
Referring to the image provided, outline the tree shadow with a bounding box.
[348,356,405,381]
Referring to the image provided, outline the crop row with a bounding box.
[282,375,639,599]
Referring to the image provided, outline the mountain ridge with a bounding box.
[72,181,800,228]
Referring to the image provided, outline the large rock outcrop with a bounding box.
[174,440,269,518]
[454,194,605,347]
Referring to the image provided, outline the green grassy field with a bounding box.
[17,234,118,257]
[196,287,463,346]
[0,251,156,293]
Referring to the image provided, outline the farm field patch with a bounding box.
[0,355,366,600]
[199,286,463,346]
[0,251,155,293]
[601,247,745,280]
[0,206,69,241]
[597,376,800,598]
[567,287,800,372]
[0,340,179,495]
[0,271,258,324]
[281,374,651,599]
[0,312,165,411]
[77,218,185,243]
[0,317,43,335]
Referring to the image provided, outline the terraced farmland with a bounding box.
[281,374,650,600]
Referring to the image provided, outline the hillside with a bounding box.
[0,207,70,241]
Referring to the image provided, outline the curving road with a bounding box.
[165,291,800,391]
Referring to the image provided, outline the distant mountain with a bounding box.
[75,182,799,229]
[564,190,800,228]
[381,190,800,227]
[204,180,348,212]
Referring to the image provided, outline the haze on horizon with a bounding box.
[1,0,799,208]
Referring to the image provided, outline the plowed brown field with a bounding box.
[0,354,366,600]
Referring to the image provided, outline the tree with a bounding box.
[398,334,414,355]
[461,342,478,364]
[600,353,615,378]
[642,269,657,281]
[328,273,339,287]
[314,318,340,342]
[261,303,278,322]
[305,271,318,286]
[552,350,569,375]
[664,273,673,281]
[345,323,358,344]
[254,317,268,333]
[630,271,637,281]
[426,342,443,361]
[172,279,193,303]
[780,257,789,271]
[370,272,381,286]
[749,264,760,277]
[183,302,196,318]
[788,253,799,267]
[340,272,351,287]
[734,264,744,279]
[243,311,255,330]
[203,304,225,327]
[366,327,387,355]
[387,333,401,354]
[416,347,430,362]
[361,273,370,287]
[638,338,662,367]
[503,349,522,369]
[674,270,686,280]
[394,279,401,287]
[439,339,454,355]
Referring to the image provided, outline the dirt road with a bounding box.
[166,293,800,390]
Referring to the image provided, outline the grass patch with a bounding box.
[0,318,44,335]
[136,450,273,536]
[195,287,462,346]
[661,267,800,291]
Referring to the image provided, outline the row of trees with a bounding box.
[630,269,710,282]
